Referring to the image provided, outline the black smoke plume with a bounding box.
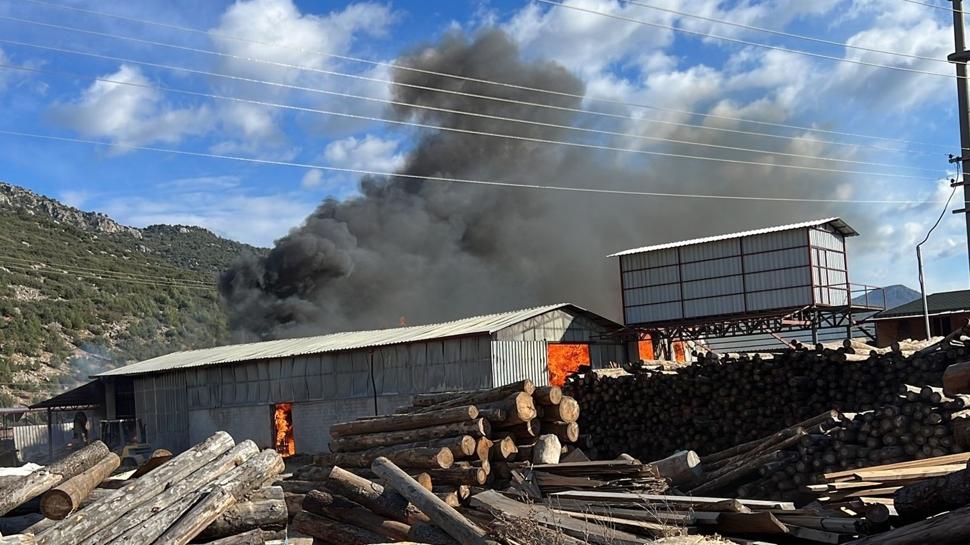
[220,29,857,339]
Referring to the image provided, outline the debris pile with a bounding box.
[0,432,285,545]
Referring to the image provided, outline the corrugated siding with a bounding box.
[135,372,189,453]
[188,405,271,449]
[491,341,549,387]
[619,227,825,325]
[13,422,75,463]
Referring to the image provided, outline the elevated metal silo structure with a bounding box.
[610,218,884,347]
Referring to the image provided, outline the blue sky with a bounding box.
[0,0,968,296]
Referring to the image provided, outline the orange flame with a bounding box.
[273,403,295,458]
[547,343,590,387]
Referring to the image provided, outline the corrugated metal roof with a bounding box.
[97,303,619,377]
[869,289,970,321]
[608,218,858,257]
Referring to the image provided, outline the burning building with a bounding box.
[90,304,623,454]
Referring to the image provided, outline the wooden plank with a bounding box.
[823,453,970,481]
[715,512,790,535]
[550,491,795,511]
[851,466,965,482]
[550,509,679,536]
[471,490,651,545]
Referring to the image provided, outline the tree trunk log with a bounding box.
[475,438,493,462]
[325,447,454,470]
[246,485,285,502]
[292,510,386,544]
[202,528,265,545]
[40,452,120,520]
[533,435,562,464]
[893,463,970,521]
[330,419,490,452]
[480,393,536,427]
[130,448,173,478]
[407,522,460,545]
[35,431,236,545]
[0,535,36,545]
[539,396,579,424]
[490,437,517,461]
[301,489,410,541]
[545,421,580,443]
[325,466,428,524]
[196,498,287,540]
[644,450,702,486]
[844,503,970,545]
[76,440,259,545]
[409,380,535,411]
[423,467,487,486]
[330,406,479,438]
[944,361,970,396]
[0,441,110,516]
[534,386,563,406]
[154,486,237,545]
[371,457,488,545]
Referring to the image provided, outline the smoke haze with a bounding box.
[219,29,861,339]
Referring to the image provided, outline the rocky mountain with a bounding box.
[852,284,921,311]
[0,182,264,405]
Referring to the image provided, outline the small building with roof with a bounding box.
[89,303,624,455]
[868,289,970,346]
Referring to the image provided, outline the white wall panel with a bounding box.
[682,276,743,299]
[746,287,813,311]
[625,302,683,324]
[744,247,809,272]
[744,230,806,252]
[746,268,811,291]
[622,265,679,288]
[680,239,739,262]
[624,284,681,306]
[684,295,745,318]
[189,405,271,450]
[681,257,742,281]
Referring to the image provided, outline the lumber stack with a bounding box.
[0,432,285,545]
[567,331,970,463]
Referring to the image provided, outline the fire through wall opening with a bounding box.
[547,343,590,387]
[273,403,295,458]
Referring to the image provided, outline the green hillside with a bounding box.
[0,183,262,405]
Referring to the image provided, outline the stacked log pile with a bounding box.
[567,333,969,462]
[316,380,588,497]
[0,432,285,545]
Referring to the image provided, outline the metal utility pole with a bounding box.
[948,0,970,276]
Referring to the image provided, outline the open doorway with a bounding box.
[273,403,295,457]
[547,343,590,386]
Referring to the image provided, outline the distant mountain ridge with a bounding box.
[853,284,921,310]
[0,181,265,405]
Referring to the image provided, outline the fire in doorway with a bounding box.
[273,403,295,457]
[547,343,590,387]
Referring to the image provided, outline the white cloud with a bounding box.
[52,64,211,149]
[301,169,324,188]
[101,187,316,247]
[207,0,397,155]
[60,190,89,209]
[323,135,405,173]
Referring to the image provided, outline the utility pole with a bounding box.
[948,0,970,277]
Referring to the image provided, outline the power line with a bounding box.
[0,128,948,205]
[536,0,961,80]
[623,0,952,64]
[5,4,957,153]
[0,57,941,176]
[901,0,963,12]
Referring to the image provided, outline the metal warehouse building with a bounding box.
[93,304,623,454]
